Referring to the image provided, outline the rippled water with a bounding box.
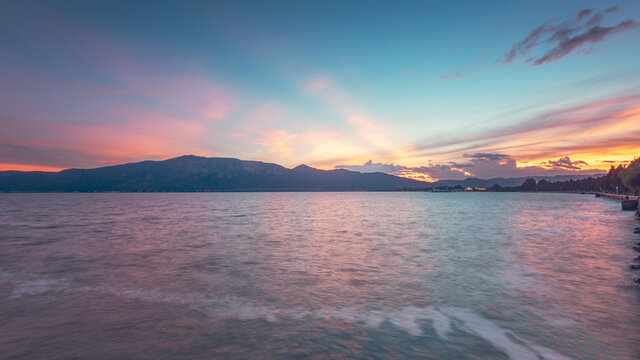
[0,192,639,359]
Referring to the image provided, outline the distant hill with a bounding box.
[0,155,606,192]
[429,174,604,188]
[0,155,428,192]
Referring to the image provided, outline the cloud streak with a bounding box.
[534,21,639,65]
[405,93,640,161]
[336,154,598,182]
[440,72,463,80]
[503,6,639,66]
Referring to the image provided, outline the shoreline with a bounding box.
[593,192,639,201]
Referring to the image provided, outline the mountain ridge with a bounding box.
[0,155,605,192]
[0,155,425,192]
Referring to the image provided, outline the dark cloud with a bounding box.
[405,154,597,180]
[502,23,549,64]
[585,13,604,28]
[336,154,602,182]
[463,153,510,161]
[602,159,630,164]
[541,156,588,170]
[577,9,593,20]
[534,21,639,65]
[605,5,619,14]
[502,5,639,66]
[443,154,599,179]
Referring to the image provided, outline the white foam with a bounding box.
[526,342,573,360]
[190,297,284,323]
[386,308,424,336]
[189,299,451,338]
[530,309,575,328]
[0,271,70,297]
[0,271,572,359]
[441,307,572,360]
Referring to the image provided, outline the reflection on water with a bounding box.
[0,192,638,359]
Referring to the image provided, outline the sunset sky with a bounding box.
[1,0,639,181]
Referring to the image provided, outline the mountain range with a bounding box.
[0,155,604,192]
[0,155,425,192]
[429,174,604,189]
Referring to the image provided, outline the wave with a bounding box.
[0,270,572,359]
[0,271,70,297]
[441,307,572,360]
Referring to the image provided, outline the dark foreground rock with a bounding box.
[622,199,639,211]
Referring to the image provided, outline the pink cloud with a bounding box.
[304,75,334,93]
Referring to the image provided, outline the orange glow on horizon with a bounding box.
[391,170,436,183]
[0,163,65,172]
[517,146,640,171]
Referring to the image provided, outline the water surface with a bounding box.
[0,192,639,359]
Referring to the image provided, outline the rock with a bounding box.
[622,199,638,211]
[634,246,640,252]
[632,264,640,270]
[635,227,640,234]
[634,256,640,262]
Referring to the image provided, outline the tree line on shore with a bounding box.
[507,158,640,194]
[429,157,640,194]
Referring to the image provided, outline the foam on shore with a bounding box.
[0,270,572,360]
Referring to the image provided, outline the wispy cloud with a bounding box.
[0,67,241,169]
[605,5,620,14]
[252,129,297,156]
[440,72,463,80]
[534,20,638,65]
[405,93,640,161]
[463,153,510,161]
[503,5,639,66]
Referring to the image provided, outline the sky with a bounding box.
[1,0,640,181]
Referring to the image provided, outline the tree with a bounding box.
[621,158,640,192]
[536,179,550,191]
[521,178,537,192]
[490,183,502,192]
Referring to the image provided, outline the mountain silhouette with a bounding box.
[0,155,427,192]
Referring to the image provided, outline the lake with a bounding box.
[0,192,639,359]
